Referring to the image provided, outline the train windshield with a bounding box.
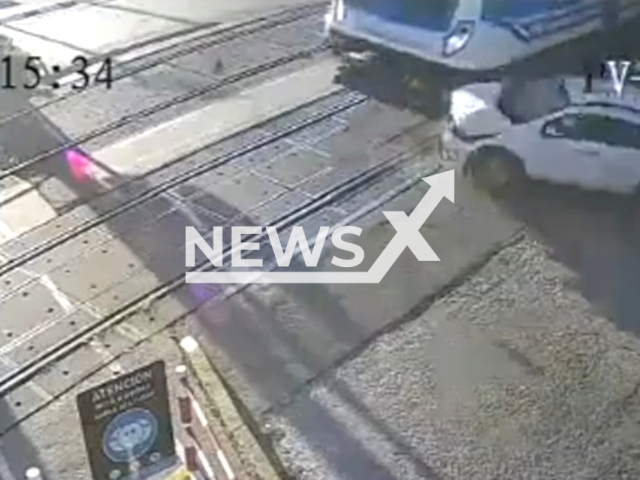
[345,0,460,30]
[482,0,586,19]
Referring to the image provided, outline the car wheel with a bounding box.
[470,150,525,194]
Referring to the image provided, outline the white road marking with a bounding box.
[197,449,216,480]
[0,253,78,354]
[284,137,333,158]
[191,396,209,428]
[175,439,186,463]
[38,275,74,315]
[114,323,144,343]
[0,276,103,355]
[21,379,52,402]
[91,58,341,179]
[0,250,60,400]
[0,0,79,22]
[0,59,335,477]
[0,59,340,242]
[0,176,56,245]
[217,449,234,480]
[89,338,123,375]
[0,230,116,398]
[165,190,209,232]
[0,355,52,401]
[0,315,62,356]
[0,253,75,313]
[0,218,16,241]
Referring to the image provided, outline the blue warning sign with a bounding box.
[102,408,159,463]
[77,361,176,480]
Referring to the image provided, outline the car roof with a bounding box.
[454,77,640,120]
[562,76,640,114]
[566,102,640,118]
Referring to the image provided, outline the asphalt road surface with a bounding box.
[0,3,639,480]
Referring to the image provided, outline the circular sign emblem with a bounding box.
[102,408,158,463]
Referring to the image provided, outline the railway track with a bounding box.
[0,42,330,182]
[0,163,437,435]
[0,130,436,427]
[0,0,441,431]
[0,1,327,129]
[0,89,366,280]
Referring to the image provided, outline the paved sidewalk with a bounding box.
[264,237,640,479]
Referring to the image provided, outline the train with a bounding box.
[324,0,640,73]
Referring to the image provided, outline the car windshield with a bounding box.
[498,76,572,123]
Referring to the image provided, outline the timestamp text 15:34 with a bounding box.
[0,55,113,90]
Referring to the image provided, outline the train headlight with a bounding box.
[442,21,475,57]
[325,0,345,30]
[335,0,345,21]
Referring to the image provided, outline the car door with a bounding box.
[594,115,640,193]
[523,112,607,188]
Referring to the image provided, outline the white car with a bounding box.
[440,75,640,195]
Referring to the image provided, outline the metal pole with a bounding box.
[176,365,199,474]
[176,365,190,390]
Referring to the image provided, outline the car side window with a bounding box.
[541,113,636,146]
[600,118,640,150]
[542,112,640,149]
[565,114,615,144]
[541,114,580,139]
[622,121,640,150]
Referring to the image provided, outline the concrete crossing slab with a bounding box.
[105,0,317,25]
[0,0,77,23]
[0,176,56,243]
[91,58,341,179]
[4,3,186,57]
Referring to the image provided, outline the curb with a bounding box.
[180,337,282,480]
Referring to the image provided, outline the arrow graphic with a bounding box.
[186,169,455,284]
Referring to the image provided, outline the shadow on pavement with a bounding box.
[0,400,45,479]
[335,60,451,121]
[491,179,640,336]
[192,252,444,479]
[0,37,61,480]
[0,43,440,479]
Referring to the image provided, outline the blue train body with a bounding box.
[325,0,640,71]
